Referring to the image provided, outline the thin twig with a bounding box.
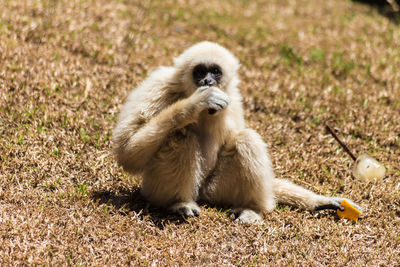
[325,123,357,161]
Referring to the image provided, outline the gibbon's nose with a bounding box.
[201,77,216,86]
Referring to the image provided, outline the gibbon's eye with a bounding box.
[192,64,208,80]
[210,66,222,76]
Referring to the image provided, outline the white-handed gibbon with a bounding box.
[113,41,361,223]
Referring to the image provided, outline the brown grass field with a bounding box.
[1,0,400,265]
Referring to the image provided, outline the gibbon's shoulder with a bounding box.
[147,66,176,81]
[138,66,176,89]
[126,66,176,99]
[120,66,179,120]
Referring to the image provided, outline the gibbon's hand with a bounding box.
[207,87,230,115]
[196,86,230,115]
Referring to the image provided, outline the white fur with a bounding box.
[112,41,361,223]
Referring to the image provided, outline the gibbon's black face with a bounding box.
[192,63,223,88]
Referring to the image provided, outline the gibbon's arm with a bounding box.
[273,178,361,211]
[114,87,216,174]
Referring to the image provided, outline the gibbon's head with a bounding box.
[173,41,240,93]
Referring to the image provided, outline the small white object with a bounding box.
[352,154,386,181]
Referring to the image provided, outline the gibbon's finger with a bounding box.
[208,102,226,115]
[211,89,230,103]
[207,94,230,111]
[197,85,213,92]
[207,98,228,113]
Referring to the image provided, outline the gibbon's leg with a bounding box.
[201,129,276,224]
[141,129,203,217]
[202,129,361,224]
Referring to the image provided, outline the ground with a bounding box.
[1,0,399,265]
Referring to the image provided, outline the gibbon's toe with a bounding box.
[315,197,362,213]
[331,197,362,212]
[315,199,343,211]
[170,202,200,217]
[234,209,263,225]
[228,208,242,220]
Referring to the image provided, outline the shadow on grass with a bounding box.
[276,204,347,222]
[90,188,349,227]
[353,0,400,24]
[91,187,189,229]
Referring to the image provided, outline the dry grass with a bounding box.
[1,0,400,265]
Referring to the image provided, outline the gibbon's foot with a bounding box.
[170,202,200,217]
[230,209,263,224]
[315,197,362,212]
